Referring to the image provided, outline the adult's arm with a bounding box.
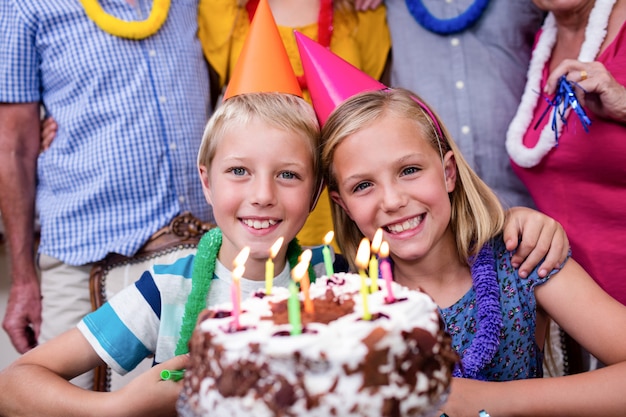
[0,102,42,353]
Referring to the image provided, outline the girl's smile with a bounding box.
[383,214,425,234]
[330,113,457,264]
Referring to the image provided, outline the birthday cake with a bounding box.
[177,273,457,417]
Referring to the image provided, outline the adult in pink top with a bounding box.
[507,0,626,304]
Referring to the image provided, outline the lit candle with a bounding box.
[231,247,250,329]
[234,246,251,266]
[369,229,383,293]
[289,259,308,335]
[299,247,312,264]
[265,237,284,295]
[322,231,334,276]
[298,249,314,314]
[231,264,245,329]
[355,238,372,321]
[379,241,395,303]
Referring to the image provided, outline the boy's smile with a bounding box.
[240,218,279,230]
[200,117,315,278]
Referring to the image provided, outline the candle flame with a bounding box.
[379,241,389,258]
[299,248,312,264]
[233,246,250,267]
[291,259,309,282]
[323,230,334,245]
[269,237,284,259]
[371,229,383,253]
[355,238,371,270]
[232,264,245,282]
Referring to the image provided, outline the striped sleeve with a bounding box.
[78,270,162,375]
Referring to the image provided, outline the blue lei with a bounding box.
[405,0,491,35]
[448,243,502,379]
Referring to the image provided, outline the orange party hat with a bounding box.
[295,31,387,125]
[223,0,302,100]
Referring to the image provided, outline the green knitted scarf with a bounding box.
[175,227,315,354]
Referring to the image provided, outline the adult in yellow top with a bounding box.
[198,0,391,250]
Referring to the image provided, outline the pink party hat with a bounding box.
[295,31,386,125]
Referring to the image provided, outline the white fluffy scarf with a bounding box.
[506,0,616,168]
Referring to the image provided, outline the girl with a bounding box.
[322,88,626,416]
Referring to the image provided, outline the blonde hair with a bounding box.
[198,93,322,202]
[322,88,505,270]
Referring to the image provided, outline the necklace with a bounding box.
[79,0,171,40]
[175,228,313,354]
[405,0,490,35]
[441,243,501,379]
[506,0,616,168]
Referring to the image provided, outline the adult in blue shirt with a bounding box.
[0,0,213,388]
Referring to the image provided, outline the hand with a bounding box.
[113,355,190,417]
[440,378,492,417]
[40,116,58,152]
[2,266,41,353]
[354,0,383,11]
[503,207,569,278]
[544,59,626,123]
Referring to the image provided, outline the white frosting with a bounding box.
[185,273,451,417]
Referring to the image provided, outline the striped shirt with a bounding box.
[78,246,335,374]
[0,0,213,265]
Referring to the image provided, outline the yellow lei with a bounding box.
[79,0,171,40]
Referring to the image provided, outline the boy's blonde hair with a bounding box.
[322,88,505,269]
[198,93,322,204]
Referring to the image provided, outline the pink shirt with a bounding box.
[512,22,626,305]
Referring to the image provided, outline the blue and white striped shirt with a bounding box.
[0,0,213,265]
[77,246,334,374]
[79,254,294,373]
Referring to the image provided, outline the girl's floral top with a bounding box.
[439,237,568,380]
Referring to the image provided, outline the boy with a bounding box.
[0,91,325,417]
[0,5,326,416]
